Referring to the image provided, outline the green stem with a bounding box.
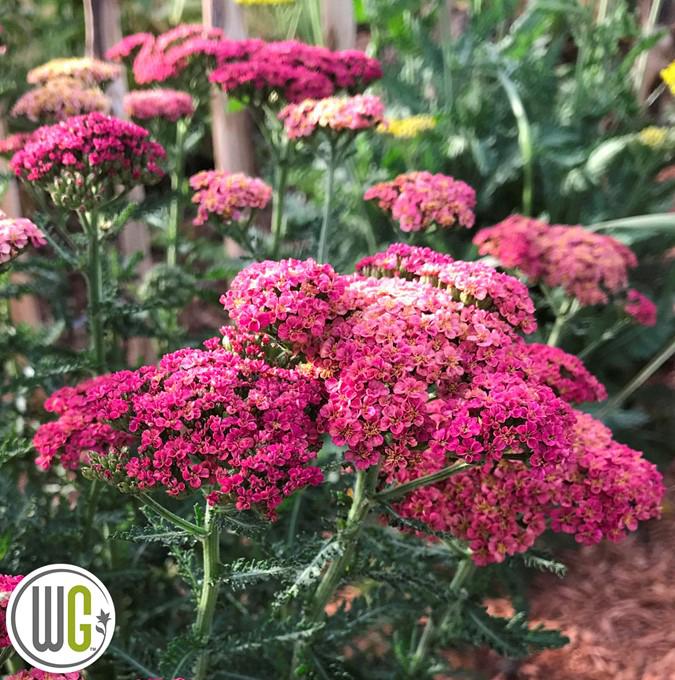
[167,118,188,268]
[375,461,472,503]
[82,210,105,372]
[599,333,675,416]
[138,492,208,537]
[578,319,629,360]
[193,503,221,680]
[317,143,337,264]
[546,298,579,347]
[271,145,290,259]
[634,0,664,95]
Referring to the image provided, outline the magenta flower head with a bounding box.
[0,132,31,158]
[190,170,272,226]
[10,112,165,210]
[278,94,385,140]
[1,573,23,647]
[33,347,324,517]
[124,89,195,122]
[364,171,476,233]
[0,211,46,266]
[623,288,657,326]
[5,670,79,680]
[474,215,639,306]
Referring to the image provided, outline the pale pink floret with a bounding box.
[0,212,46,265]
[364,171,476,232]
[124,89,195,122]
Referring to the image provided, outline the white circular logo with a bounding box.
[7,564,116,673]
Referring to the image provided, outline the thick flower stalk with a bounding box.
[279,95,385,262]
[124,88,195,122]
[10,112,165,210]
[0,212,46,267]
[1,574,23,647]
[27,57,121,86]
[473,214,638,307]
[11,78,110,122]
[364,171,476,233]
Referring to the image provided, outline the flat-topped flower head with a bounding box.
[6,670,79,680]
[34,348,324,516]
[0,212,46,266]
[279,94,385,140]
[27,57,121,86]
[364,171,476,232]
[124,89,195,122]
[0,132,31,158]
[397,410,663,565]
[1,573,23,647]
[209,40,381,106]
[378,114,436,139]
[623,288,657,326]
[474,214,638,305]
[190,170,272,226]
[660,60,675,95]
[355,243,536,333]
[11,78,110,122]
[11,112,165,210]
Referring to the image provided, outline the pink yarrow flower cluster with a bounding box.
[355,243,536,333]
[0,212,46,266]
[124,89,195,122]
[27,57,121,86]
[190,170,272,226]
[364,172,476,233]
[279,95,385,140]
[1,574,23,647]
[209,40,382,106]
[0,132,31,158]
[6,671,79,680]
[474,214,639,306]
[623,288,657,326]
[396,411,663,565]
[10,112,165,209]
[33,348,324,516]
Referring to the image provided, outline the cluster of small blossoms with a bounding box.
[209,40,382,106]
[278,95,385,140]
[124,89,195,122]
[660,60,675,95]
[107,24,229,88]
[473,214,638,305]
[33,348,324,516]
[0,212,46,266]
[11,78,110,122]
[6,671,79,680]
[378,114,437,139]
[364,171,476,232]
[623,288,658,327]
[10,112,165,210]
[223,255,574,478]
[355,243,536,333]
[190,170,272,226]
[397,411,663,565]
[0,574,23,647]
[0,132,31,158]
[27,57,121,86]
[637,126,670,149]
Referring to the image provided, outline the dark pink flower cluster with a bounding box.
[124,89,195,122]
[223,258,347,354]
[355,243,536,333]
[364,171,476,233]
[33,348,324,516]
[278,95,385,139]
[396,411,663,565]
[189,170,272,226]
[10,112,165,209]
[209,40,382,105]
[1,573,23,647]
[0,132,31,158]
[474,215,639,305]
[0,212,46,266]
[6,671,79,680]
[624,288,657,326]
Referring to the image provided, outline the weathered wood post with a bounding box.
[321,0,356,50]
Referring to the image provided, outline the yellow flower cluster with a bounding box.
[11,78,110,122]
[28,57,121,86]
[378,114,437,139]
[235,0,295,5]
[660,61,675,95]
[637,126,670,149]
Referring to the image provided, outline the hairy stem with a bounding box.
[193,503,221,680]
[82,210,105,372]
[317,142,337,264]
[271,143,290,259]
[167,118,188,268]
[138,492,208,537]
[375,461,472,503]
